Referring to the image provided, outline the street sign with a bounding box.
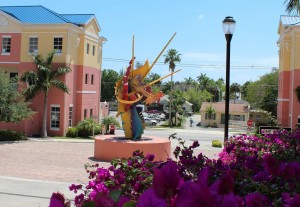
[247,120,253,126]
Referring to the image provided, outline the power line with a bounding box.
[103,57,276,70]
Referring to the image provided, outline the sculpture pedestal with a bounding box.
[94,135,171,161]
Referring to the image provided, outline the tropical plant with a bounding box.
[101,116,120,133]
[50,131,300,206]
[20,51,71,137]
[230,82,241,102]
[285,0,300,14]
[205,104,216,126]
[0,72,34,123]
[164,49,181,127]
[76,119,100,138]
[172,90,186,126]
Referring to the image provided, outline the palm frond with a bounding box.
[285,0,300,14]
[50,79,70,94]
[45,50,56,66]
[53,67,71,78]
[22,85,40,101]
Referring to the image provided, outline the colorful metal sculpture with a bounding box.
[115,33,180,139]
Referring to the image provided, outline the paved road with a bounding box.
[0,115,228,207]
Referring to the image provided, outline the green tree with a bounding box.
[172,90,186,126]
[184,77,196,86]
[241,81,251,100]
[21,51,71,137]
[144,72,161,86]
[164,49,181,127]
[101,69,120,102]
[205,104,216,126]
[230,82,241,102]
[183,88,212,112]
[244,69,278,116]
[197,73,210,91]
[285,0,300,14]
[0,72,34,122]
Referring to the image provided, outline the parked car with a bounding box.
[144,118,158,126]
[147,110,161,114]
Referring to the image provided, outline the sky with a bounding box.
[2,1,288,84]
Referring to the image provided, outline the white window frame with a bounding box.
[29,37,38,54]
[53,36,63,54]
[50,105,60,131]
[2,36,11,55]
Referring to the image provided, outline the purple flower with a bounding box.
[217,172,234,195]
[94,192,114,207]
[283,193,300,207]
[281,162,300,179]
[136,188,166,207]
[244,192,270,207]
[153,161,180,199]
[69,184,82,193]
[49,192,65,207]
[176,180,214,207]
[117,196,131,207]
[263,154,283,176]
[74,193,85,206]
[146,153,155,161]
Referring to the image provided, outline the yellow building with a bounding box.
[0,5,106,136]
[277,15,300,128]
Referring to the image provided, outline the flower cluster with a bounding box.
[50,130,300,207]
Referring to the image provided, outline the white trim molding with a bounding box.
[0,61,19,64]
[77,90,97,94]
[277,98,289,101]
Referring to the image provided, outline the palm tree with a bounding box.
[230,82,241,102]
[164,49,181,127]
[205,105,216,127]
[285,0,300,14]
[21,51,71,137]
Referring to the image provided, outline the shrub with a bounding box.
[0,130,26,141]
[65,127,78,138]
[101,116,120,132]
[212,140,222,148]
[50,131,300,207]
[76,119,101,138]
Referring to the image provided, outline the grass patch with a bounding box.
[212,140,222,148]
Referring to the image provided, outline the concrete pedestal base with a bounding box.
[94,135,171,161]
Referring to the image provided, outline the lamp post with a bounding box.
[222,16,236,141]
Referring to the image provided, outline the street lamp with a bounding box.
[222,16,236,141]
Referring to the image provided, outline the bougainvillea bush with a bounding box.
[50,131,300,207]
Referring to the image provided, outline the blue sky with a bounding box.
[4,1,288,84]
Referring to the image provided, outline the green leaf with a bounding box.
[82,201,96,207]
[109,189,122,203]
[123,201,137,207]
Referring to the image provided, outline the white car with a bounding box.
[144,118,158,126]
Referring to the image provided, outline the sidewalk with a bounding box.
[0,127,222,206]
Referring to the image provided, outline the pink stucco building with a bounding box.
[0,5,107,136]
[277,15,300,129]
